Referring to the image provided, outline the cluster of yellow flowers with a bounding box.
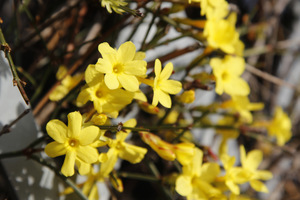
[43,1,293,200]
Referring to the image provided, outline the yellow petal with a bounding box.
[174,143,195,165]
[123,60,147,76]
[85,64,103,85]
[45,142,67,157]
[244,149,262,171]
[61,150,76,177]
[77,87,91,105]
[199,163,220,183]
[67,112,82,138]
[250,180,269,193]
[117,41,136,62]
[98,42,116,61]
[104,73,119,90]
[118,74,139,92]
[76,159,91,175]
[160,62,173,80]
[46,119,67,143]
[79,126,100,145]
[134,51,146,60]
[253,170,273,180]
[119,143,147,164]
[76,145,99,164]
[160,80,182,94]
[226,180,240,195]
[154,59,162,77]
[155,89,171,108]
[175,175,193,196]
[100,148,119,176]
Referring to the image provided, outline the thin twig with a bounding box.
[0,28,30,104]
[0,109,31,136]
[245,64,296,89]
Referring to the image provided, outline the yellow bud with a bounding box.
[179,90,195,104]
[91,113,107,125]
[138,101,160,114]
[56,65,68,80]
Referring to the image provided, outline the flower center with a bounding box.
[113,63,123,74]
[221,71,230,81]
[68,138,79,147]
[96,90,103,98]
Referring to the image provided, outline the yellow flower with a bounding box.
[217,154,249,195]
[175,148,222,200]
[77,70,133,118]
[100,0,127,14]
[100,119,147,176]
[96,41,147,92]
[211,56,250,96]
[49,66,83,101]
[220,95,264,123]
[139,132,195,165]
[190,0,229,20]
[44,112,100,177]
[240,146,273,193]
[204,14,239,54]
[178,90,195,104]
[267,107,292,146]
[152,59,182,108]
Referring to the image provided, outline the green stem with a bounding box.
[118,172,160,182]
[0,28,30,104]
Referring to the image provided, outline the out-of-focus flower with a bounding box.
[217,154,249,195]
[240,146,273,193]
[189,0,229,20]
[175,148,222,199]
[179,90,195,104]
[220,95,264,123]
[211,56,250,97]
[49,65,83,101]
[45,112,100,177]
[204,13,239,54]
[267,107,292,146]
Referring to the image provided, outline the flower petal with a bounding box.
[61,150,76,177]
[160,80,182,94]
[79,126,100,145]
[46,120,67,143]
[119,144,147,163]
[155,89,171,108]
[104,73,119,90]
[76,159,91,175]
[250,180,269,193]
[118,74,139,92]
[67,112,82,138]
[175,175,193,196]
[45,142,67,157]
[76,145,99,164]
[100,148,119,176]
[117,41,136,62]
[160,62,173,80]
[123,60,147,76]
[98,42,116,61]
[154,59,162,77]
